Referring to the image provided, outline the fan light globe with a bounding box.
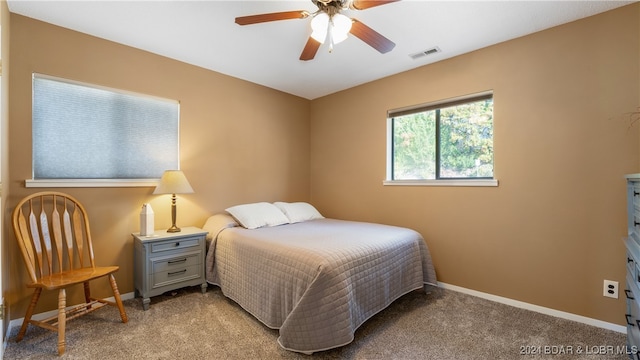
[331,13,352,44]
[310,12,329,43]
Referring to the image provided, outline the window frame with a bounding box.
[27,73,180,188]
[385,91,498,187]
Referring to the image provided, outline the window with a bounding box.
[29,74,180,187]
[386,92,496,186]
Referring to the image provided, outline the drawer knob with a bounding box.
[635,220,640,227]
[626,314,635,326]
[635,191,640,196]
[626,289,635,300]
[175,242,180,247]
[629,257,635,264]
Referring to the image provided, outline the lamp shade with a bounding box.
[153,170,194,195]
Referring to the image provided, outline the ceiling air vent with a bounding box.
[409,47,441,60]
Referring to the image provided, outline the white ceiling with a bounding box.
[7,0,635,99]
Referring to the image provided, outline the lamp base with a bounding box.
[167,194,181,232]
[167,225,181,233]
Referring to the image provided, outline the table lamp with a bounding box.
[153,170,194,232]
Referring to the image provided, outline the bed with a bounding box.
[203,202,437,354]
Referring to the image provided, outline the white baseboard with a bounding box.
[438,282,626,333]
[7,291,136,335]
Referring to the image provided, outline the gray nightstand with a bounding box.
[133,227,208,310]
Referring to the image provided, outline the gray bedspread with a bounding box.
[205,218,437,353]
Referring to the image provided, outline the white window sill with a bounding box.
[383,179,498,187]
[26,179,159,188]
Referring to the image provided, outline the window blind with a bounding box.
[32,74,180,181]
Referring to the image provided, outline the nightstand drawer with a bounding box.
[151,238,200,253]
[152,264,201,288]
[152,251,201,273]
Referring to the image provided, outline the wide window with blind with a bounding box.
[386,92,496,186]
[29,74,180,187]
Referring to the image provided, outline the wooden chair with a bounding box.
[12,191,128,355]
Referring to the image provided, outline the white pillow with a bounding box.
[273,202,324,223]
[225,202,290,229]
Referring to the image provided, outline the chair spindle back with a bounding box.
[13,192,96,283]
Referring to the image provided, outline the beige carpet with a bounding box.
[3,285,627,359]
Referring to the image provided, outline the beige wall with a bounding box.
[6,14,310,319]
[4,3,639,328]
[310,4,640,325]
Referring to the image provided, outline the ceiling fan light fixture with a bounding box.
[311,11,352,45]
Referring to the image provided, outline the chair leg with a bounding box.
[16,288,42,342]
[83,281,91,310]
[109,274,128,323]
[57,289,66,356]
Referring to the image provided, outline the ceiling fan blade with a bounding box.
[350,0,401,10]
[300,37,322,61]
[349,19,395,54]
[235,10,309,25]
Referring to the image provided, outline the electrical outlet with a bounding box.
[604,280,619,299]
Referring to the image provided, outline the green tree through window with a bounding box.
[390,95,493,180]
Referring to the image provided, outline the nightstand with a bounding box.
[133,227,208,310]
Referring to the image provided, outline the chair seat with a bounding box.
[28,266,120,291]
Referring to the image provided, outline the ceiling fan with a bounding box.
[235,0,400,61]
